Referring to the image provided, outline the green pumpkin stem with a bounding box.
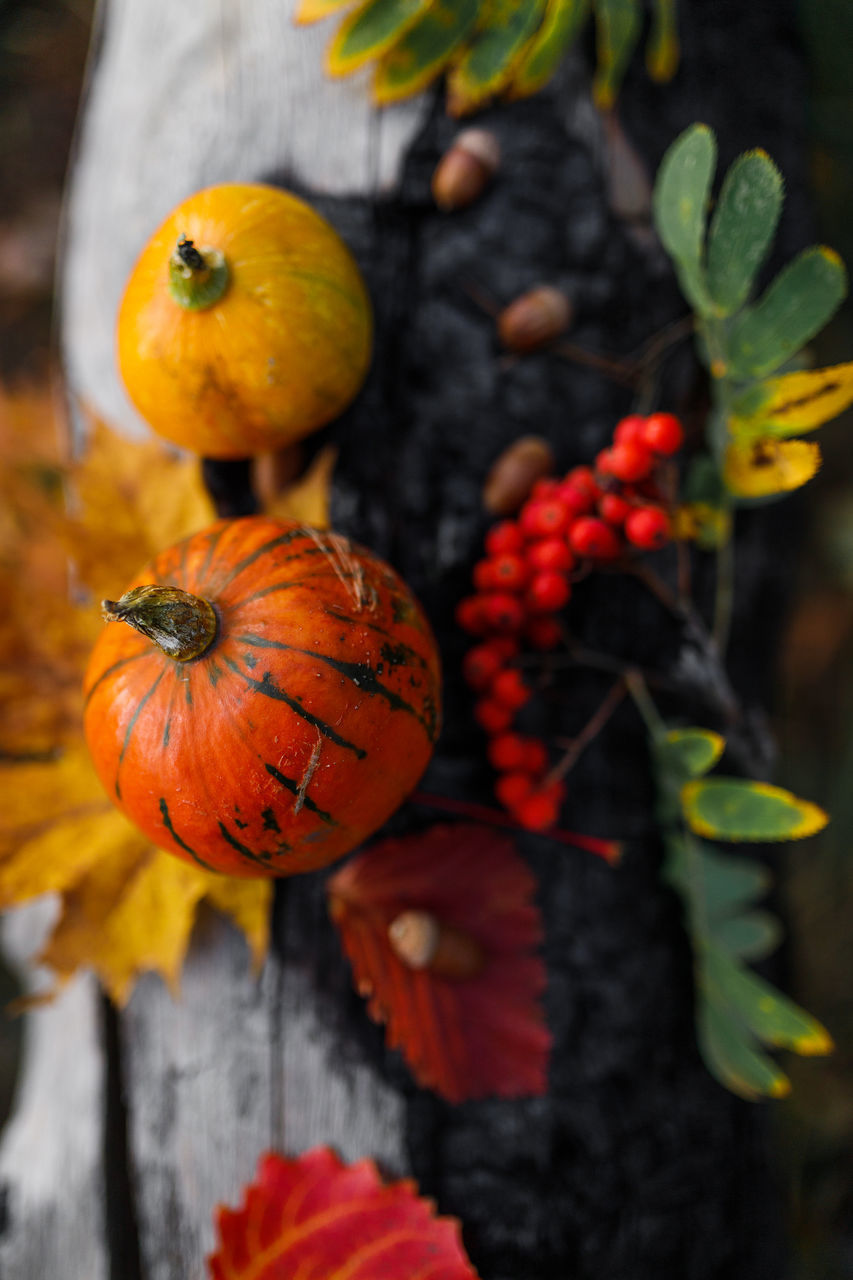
[168,236,229,310]
[102,585,218,661]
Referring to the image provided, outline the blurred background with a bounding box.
[0,0,851,1274]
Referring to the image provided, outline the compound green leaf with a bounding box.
[645,0,679,82]
[709,909,782,961]
[727,246,848,380]
[591,0,642,111]
[657,727,725,781]
[373,0,479,101]
[697,993,790,1099]
[705,941,833,1056]
[447,0,547,115]
[732,362,853,438]
[706,150,784,316]
[682,777,829,842]
[326,0,431,75]
[686,844,771,919]
[652,123,716,314]
[507,0,590,100]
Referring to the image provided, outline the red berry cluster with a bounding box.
[456,411,685,832]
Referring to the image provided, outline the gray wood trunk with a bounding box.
[0,0,813,1276]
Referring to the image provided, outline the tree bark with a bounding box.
[0,0,814,1276]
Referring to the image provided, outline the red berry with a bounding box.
[514,790,560,831]
[462,642,505,690]
[495,772,535,810]
[564,466,599,499]
[474,697,514,734]
[485,520,524,557]
[526,570,571,614]
[520,738,548,775]
[555,481,596,516]
[613,414,647,447]
[490,636,520,661]
[488,733,529,771]
[530,477,560,500]
[607,440,654,483]
[596,448,616,475]
[472,558,498,592]
[491,667,532,711]
[520,497,570,540]
[455,595,487,634]
[480,592,525,633]
[526,537,575,574]
[624,505,671,550]
[569,517,622,560]
[526,616,563,650]
[642,412,684,456]
[598,492,631,526]
[489,552,528,592]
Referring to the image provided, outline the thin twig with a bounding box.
[545,678,627,786]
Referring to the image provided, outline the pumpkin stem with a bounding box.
[168,236,230,310]
[102,585,218,661]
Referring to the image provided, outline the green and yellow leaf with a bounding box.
[293,0,361,25]
[705,942,833,1056]
[657,727,725,780]
[732,362,853,439]
[723,436,821,498]
[672,501,732,548]
[682,777,829,842]
[446,0,547,116]
[645,0,678,82]
[708,909,782,961]
[592,0,642,110]
[326,0,432,76]
[697,995,790,1100]
[706,149,783,317]
[507,0,590,100]
[651,123,716,314]
[727,246,848,380]
[373,0,479,103]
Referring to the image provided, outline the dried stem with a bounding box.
[546,678,627,786]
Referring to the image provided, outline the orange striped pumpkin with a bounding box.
[83,517,441,877]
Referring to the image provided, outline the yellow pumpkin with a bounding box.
[116,183,373,458]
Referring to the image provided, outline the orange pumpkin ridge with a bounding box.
[83,517,441,878]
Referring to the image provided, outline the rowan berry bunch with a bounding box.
[456,411,685,831]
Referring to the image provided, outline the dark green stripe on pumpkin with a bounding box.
[264,762,336,824]
[229,568,364,610]
[159,797,218,871]
[322,606,429,669]
[223,657,367,758]
[195,523,231,590]
[237,634,431,734]
[84,651,151,708]
[215,528,312,591]
[217,820,278,868]
[115,668,166,797]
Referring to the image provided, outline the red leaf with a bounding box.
[328,823,551,1102]
[208,1146,479,1279]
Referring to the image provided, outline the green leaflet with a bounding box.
[706,150,784,317]
[682,776,829,842]
[704,941,833,1055]
[373,0,479,102]
[327,0,432,75]
[508,0,590,99]
[708,909,781,961]
[727,246,848,380]
[652,123,716,314]
[592,0,642,110]
[645,0,678,82]
[657,727,725,781]
[697,995,790,1099]
[447,0,547,116]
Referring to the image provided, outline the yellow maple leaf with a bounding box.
[0,388,275,1003]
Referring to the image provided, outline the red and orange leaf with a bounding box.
[327,823,550,1102]
[209,1146,479,1280]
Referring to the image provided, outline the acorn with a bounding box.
[497,285,573,353]
[432,129,501,211]
[388,910,485,980]
[482,435,556,515]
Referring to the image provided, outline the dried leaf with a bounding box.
[328,823,550,1102]
[208,1147,479,1280]
[732,362,853,438]
[724,436,821,498]
[265,443,336,529]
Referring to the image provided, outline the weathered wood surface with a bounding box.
[1,0,814,1276]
